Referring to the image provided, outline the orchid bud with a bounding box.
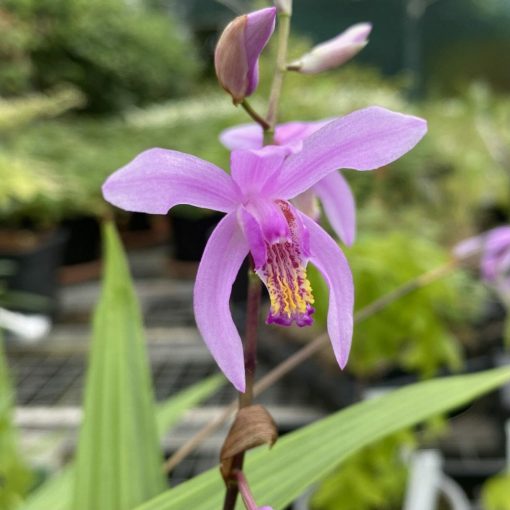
[214,7,276,104]
[289,22,372,74]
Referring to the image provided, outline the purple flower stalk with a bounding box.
[235,470,273,510]
[221,118,354,246]
[215,7,276,104]
[102,106,427,392]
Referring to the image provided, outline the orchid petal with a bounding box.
[238,207,267,268]
[230,146,290,198]
[244,7,277,95]
[245,199,290,244]
[194,213,249,392]
[220,120,329,152]
[220,123,263,150]
[275,106,428,199]
[275,120,329,147]
[301,214,354,368]
[313,171,356,246]
[102,148,238,214]
[453,235,483,259]
[481,227,510,281]
[495,248,510,277]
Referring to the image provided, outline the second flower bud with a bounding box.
[289,22,372,74]
[214,7,277,104]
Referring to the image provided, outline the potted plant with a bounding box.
[0,87,85,309]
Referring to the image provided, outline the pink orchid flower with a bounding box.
[215,7,276,104]
[456,226,510,300]
[102,106,427,392]
[221,118,355,245]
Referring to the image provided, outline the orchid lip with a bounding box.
[254,200,315,328]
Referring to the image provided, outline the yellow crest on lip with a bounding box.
[259,239,314,326]
[256,200,315,327]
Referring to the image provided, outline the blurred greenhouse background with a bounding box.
[2,0,510,509]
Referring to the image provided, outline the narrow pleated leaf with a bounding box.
[0,335,32,509]
[71,222,165,510]
[134,366,510,510]
[156,374,224,436]
[21,375,224,510]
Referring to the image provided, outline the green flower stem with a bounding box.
[241,100,270,130]
[264,11,292,145]
[166,258,461,474]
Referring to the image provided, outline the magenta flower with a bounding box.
[102,106,427,392]
[289,23,372,74]
[214,7,276,104]
[221,118,354,245]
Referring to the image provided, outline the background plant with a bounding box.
[0,0,200,112]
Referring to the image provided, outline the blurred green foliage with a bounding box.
[345,228,483,378]
[1,91,244,223]
[0,8,33,95]
[311,430,414,510]
[310,222,484,378]
[0,0,200,112]
[0,86,85,132]
[2,50,508,231]
[481,473,510,510]
[0,87,85,228]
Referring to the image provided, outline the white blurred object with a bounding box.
[404,450,471,510]
[0,307,51,342]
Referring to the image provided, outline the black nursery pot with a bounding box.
[169,212,225,262]
[60,216,101,266]
[169,211,250,303]
[1,229,68,314]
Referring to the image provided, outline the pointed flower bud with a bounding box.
[289,22,372,74]
[215,7,276,104]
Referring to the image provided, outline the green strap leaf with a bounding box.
[0,334,32,509]
[21,375,224,510]
[156,374,224,437]
[135,366,510,510]
[20,222,225,510]
[21,467,74,510]
[71,222,166,510]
